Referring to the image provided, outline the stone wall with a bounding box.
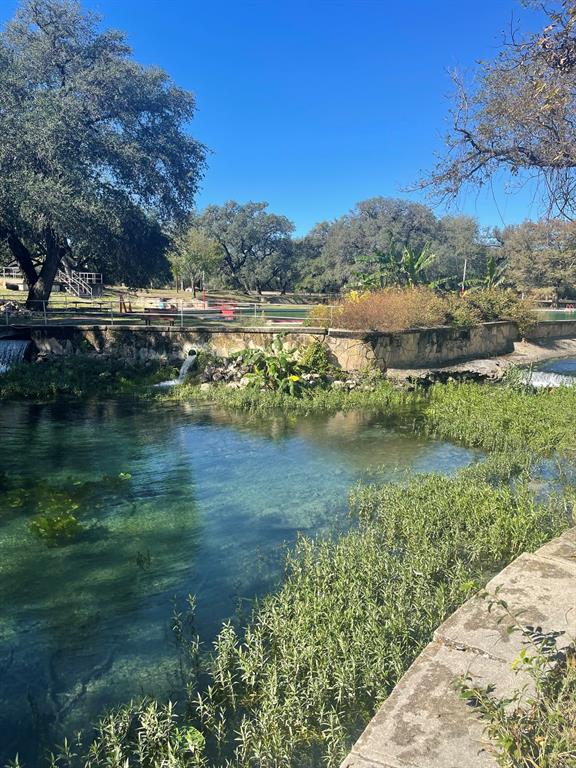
[24,321,519,371]
[341,527,576,768]
[526,319,576,340]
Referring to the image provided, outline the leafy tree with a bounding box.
[167,226,221,295]
[0,0,206,307]
[421,1,576,218]
[194,201,295,293]
[501,218,576,299]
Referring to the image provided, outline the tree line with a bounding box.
[167,197,576,300]
[3,0,576,306]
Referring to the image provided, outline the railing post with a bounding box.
[180,300,184,328]
[110,304,114,325]
[43,301,48,325]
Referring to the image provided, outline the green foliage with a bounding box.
[457,601,576,768]
[193,201,294,293]
[28,509,84,546]
[0,0,206,305]
[173,378,409,415]
[2,472,133,547]
[298,340,338,376]
[237,336,305,395]
[187,463,568,767]
[0,357,177,400]
[49,700,206,768]
[425,380,576,455]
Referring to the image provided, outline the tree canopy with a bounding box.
[0,0,206,306]
[193,201,295,293]
[421,1,576,219]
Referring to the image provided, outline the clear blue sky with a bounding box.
[0,0,547,234]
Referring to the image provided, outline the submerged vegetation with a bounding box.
[1,471,132,547]
[40,456,571,768]
[0,357,177,400]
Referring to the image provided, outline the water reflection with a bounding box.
[0,400,475,763]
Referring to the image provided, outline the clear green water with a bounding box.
[0,400,475,764]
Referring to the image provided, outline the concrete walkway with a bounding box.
[341,528,576,768]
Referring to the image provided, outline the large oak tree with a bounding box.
[0,0,206,307]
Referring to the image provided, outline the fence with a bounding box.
[1,298,335,328]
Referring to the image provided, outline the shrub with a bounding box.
[320,287,447,332]
[308,288,536,335]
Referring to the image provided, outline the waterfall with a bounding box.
[523,371,576,388]
[0,340,32,373]
[154,350,198,388]
[177,351,198,383]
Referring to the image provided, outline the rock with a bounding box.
[199,382,211,392]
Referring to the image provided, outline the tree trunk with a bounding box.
[0,227,38,286]
[26,229,65,311]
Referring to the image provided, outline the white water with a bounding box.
[0,340,31,373]
[523,371,576,388]
[155,351,198,388]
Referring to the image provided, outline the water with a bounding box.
[526,357,576,387]
[0,400,476,763]
[0,339,31,372]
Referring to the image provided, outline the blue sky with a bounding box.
[1,0,547,234]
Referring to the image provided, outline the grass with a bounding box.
[170,378,418,416]
[425,380,576,455]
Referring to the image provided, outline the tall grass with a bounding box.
[171,379,418,416]
[425,381,576,454]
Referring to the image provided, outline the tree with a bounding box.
[501,218,576,298]
[0,0,206,307]
[167,226,221,295]
[194,201,295,293]
[421,1,576,218]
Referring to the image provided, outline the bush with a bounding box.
[314,287,447,332]
[308,288,536,334]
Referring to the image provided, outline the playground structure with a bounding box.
[1,266,103,298]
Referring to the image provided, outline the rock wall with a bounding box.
[527,319,576,340]
[24,321,519,371]
[340,527,576,768]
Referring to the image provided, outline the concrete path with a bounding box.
[341,528,576,768]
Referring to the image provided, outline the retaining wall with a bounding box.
[341,527,576,768]
[21,321,518,371]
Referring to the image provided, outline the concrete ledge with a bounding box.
[341,529,576,768]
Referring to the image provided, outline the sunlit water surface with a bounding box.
[0,400,476,763]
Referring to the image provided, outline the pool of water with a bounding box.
[537,310,576,321]
[0,400,476,763]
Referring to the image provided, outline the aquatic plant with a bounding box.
[425,381,576,455]
[184,463,569,767]
[0,357,178,401]
[172,378,414,416]
[28,509,85,546]
[47,700,206,768]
